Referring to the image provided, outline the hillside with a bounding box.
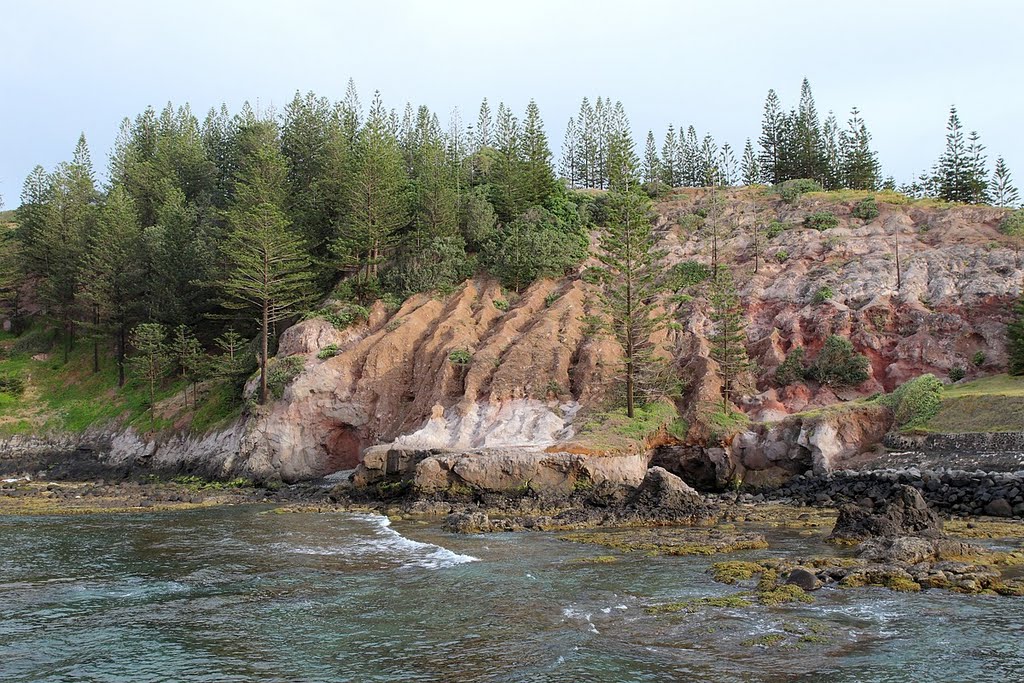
[1,187,1021,484]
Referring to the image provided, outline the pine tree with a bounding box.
[641,131,660,185]
[740,139,760,186]
[593,97,609,188]
[699,134,718,185]
[411,115,459,239]
[660,125,678,187]
[1008,291,1024,375]
[490,102,524,221]
[605,101,638,193]
[44,135,98,362]
[341,78,363,142]
[839,107,881,191]
[575,97,595,189]
[936,106,973,203]
[758,89,784,184]
[708,269,750,412]
[337,91,409,279]
[168,324,204,406]
[82,185,145,386]
[821,113,840,190]
[718,142,738,186]
[475,98,492,152]
[519,100,557,207]
[559,117,578,187]
[280,90,336,273]
[966,130,990,204]
[596,190,666,417]
[222,132,316,404]
[128,322,169,421]
[14,166,53,281]
[991,157,1020,207]
[682,127,700,187]
[792,78,826,183]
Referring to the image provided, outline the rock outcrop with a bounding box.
[830,484,944,541]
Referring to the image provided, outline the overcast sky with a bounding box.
[2,0,1022,204]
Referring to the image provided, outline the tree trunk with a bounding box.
[117,323,126,387]
[260,299,269,405]
[93,305,100,374]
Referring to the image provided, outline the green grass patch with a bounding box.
[573,401,680,452]
[0,324,239,437]
[920,374,1024,433]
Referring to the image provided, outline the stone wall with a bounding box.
[759,467,1024,518]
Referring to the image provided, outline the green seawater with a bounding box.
[1,506,1022,682]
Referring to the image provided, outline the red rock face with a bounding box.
[253,188,1022,478]
[656,187,1021,416]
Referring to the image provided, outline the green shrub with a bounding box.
[10,327,55,356]
[948,365,966,382]
[0,372,26,396]
[544,292,560,308]
[493,298,509,312]
[852,196,880,221]
[448,348,472,366]
[316,344,340,360]
[385,318,403,332]
[267,355,306,399]
[812,285,834,305]
[303,304,369,331]
[581,267,605,285]
[765,221,786,239]
[775,250,790,263]
[807,335,870,387]
[879,374,944,430]
[775,178,822,203]
[774,347,806,386]
[677,213,704,234]
[666,260,712,291]
[972,351,986,367]
[999,209,1024,243]
[804,211,839,231]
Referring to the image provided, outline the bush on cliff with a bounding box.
[852,196,880,221]
[879,374,944,430]
[774,347,806,386]
[775,179,822,204]
[807,335,870,387]
[803,211,839,231]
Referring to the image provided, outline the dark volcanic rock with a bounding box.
[985,498,1013,518]
[785,567,821,592]
[830,485,943,542]
[626,467,710,520]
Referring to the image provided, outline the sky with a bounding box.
[2,0,1022,204]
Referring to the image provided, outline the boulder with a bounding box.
[830,484,943,541]
[442,511,491,534]
[625,467,711,520]
[984,498,1013,518]
[785,567,821,592]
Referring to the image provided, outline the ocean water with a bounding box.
[1,506,1022,683]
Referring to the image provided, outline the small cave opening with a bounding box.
[649,445,723,492]
[324,424,363,473]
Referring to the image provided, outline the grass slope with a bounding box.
[0,328,242,437]
[923,374,1024,433]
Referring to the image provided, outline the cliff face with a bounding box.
[6,189,1018,484]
